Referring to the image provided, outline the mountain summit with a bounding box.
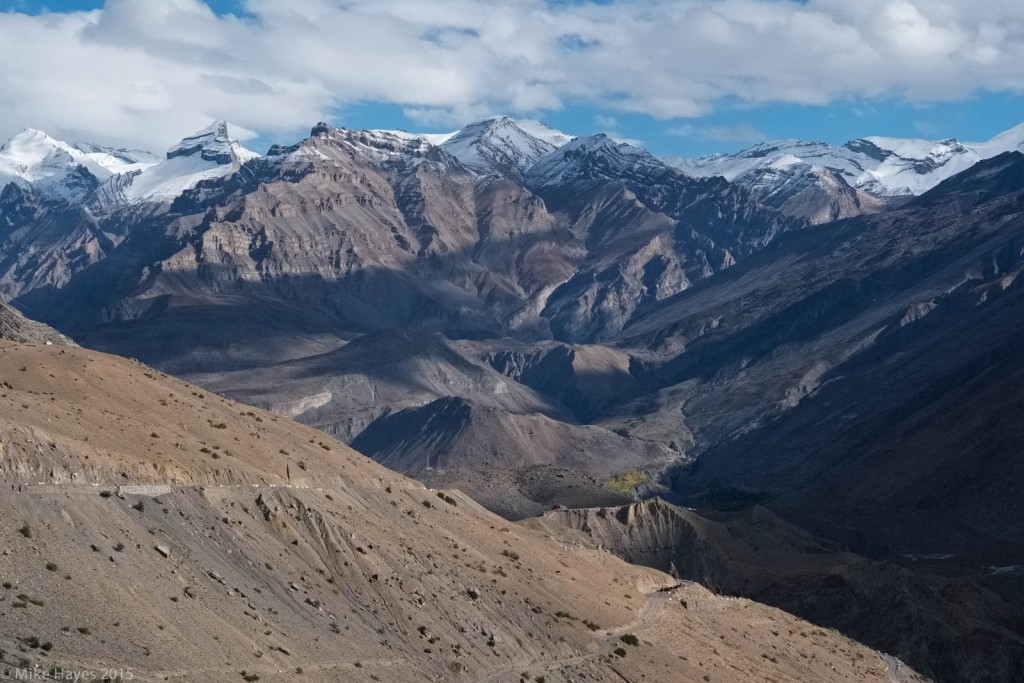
[0,128,158,200]
[109,121,259,203]
[166,119,259,165]
[440,115,573,179]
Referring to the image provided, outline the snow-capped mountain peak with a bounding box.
[276,115,577,180]
[274,123,464,173]
[0,128,120,200]
[106,121,259,204]
[525,133,666,187]
[166,120,259,165]
[513,119,575,148]
[668,122,1024,198]
[1,129,79,175]
[440,116,573,179]
[0,124,253,207]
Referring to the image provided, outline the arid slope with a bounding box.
[0,341,921,683]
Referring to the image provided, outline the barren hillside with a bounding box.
[0,341,923,682]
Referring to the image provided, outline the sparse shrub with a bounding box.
[131,501,144,512]
[17,523,32,538]
[45,562,58,572]
[620,634,639,646]
[613,647,626,658]
[113,542,125,552]
[502,549,520,561]
[437,492,457,506]
[240,672,260,682]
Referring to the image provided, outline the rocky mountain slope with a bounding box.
[187,331,671,519]
[525,498,1024,683]
[0,300,73,346]
[614,153,1024,569]
[0,340,922,683]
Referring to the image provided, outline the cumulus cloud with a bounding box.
[0,0,1022,150]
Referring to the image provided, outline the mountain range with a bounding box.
[4,113,1024,681]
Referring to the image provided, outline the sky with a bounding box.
[0,0,1023,157]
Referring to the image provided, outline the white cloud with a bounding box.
[0,0,1022,150]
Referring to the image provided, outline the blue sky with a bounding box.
[1,0,1023,157]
